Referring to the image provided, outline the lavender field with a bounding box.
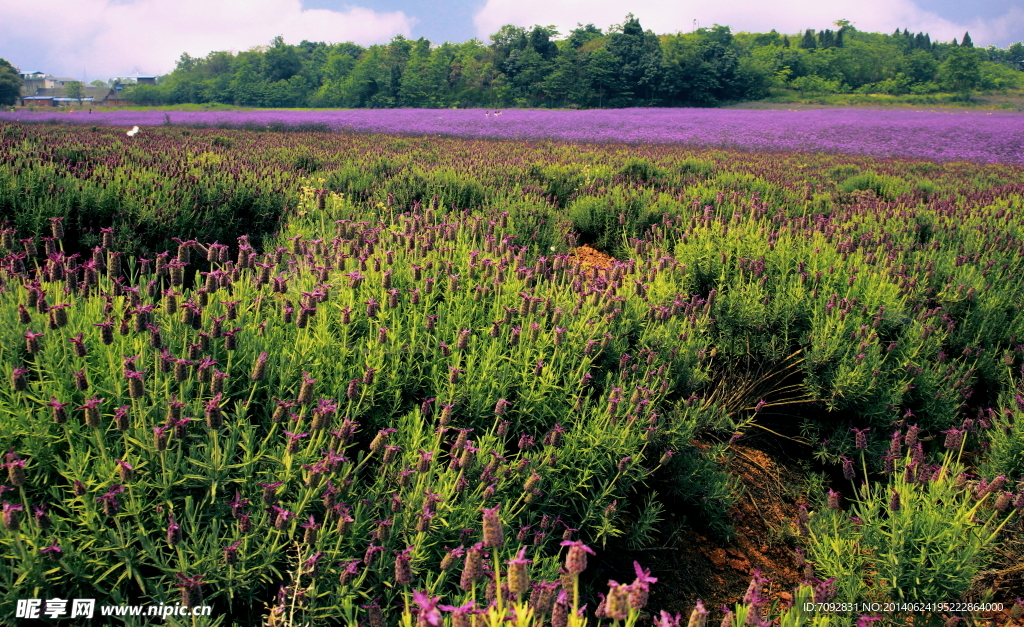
[3,107,1024,163]
[2,119,1024,627]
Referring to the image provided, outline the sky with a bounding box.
[1,0,1022,81]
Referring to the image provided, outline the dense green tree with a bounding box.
[751,30,782,47]
[63,81,84,101]
[0,59,22,106]
[567,24,603,49]
[661,33,723,105]
[902,49,939,83]
[325,50,357,81]
[230,53,266,106]
[89,21,1022,110]
[400,39,451,107]
[528,26,560,61]
[942,45,981,100]
[542,45,592,106]
[489,24,528,74]
[264,36,303,82]
[504,47,551,103]
[344,46,386,107]
[124,83,164,105]
[799,29,817,49]
[605,14,663,104]
[1004,42,1024,69]
[585,47,619,107]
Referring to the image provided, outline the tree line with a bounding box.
[120,15,1024,108]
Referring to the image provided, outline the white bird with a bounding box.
[126,126,139,137]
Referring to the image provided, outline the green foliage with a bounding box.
[292,153,321,173]
[676,158,716,177]
[567,187,658,255]
[981,383,1024,480]
[838,172,914,200]
[618,157,663,184]
[63,81,84,101]
[384,168,488,210]
[98,18,1024,110]
[0,58,21,107]
[941,47,982,100]
[808,450,1016,608]
[527,162,586,207]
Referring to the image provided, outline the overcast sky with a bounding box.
[2,0,1021,80]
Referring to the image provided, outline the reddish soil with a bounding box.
[571,245,616,278]
[642,443,804,619]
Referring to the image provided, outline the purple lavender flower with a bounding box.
[851,427,870,450]
[298,371,317,405]
[338,559,360,585]
[460,542,484,590]
[167,514,181,545]
[560,540,596,574]
[175,573,205,609]
[259,481,283,505]
[115,459,133,482]
[227,491,249,518]
[270,504,296,529]
[283,430,309,455]
[33,504,50,530]
[251,351,269,381]
[827,489,841,510]
[840,455,855,480]
[394,545,415,586]
[507,546,532,595]
[78,395,103,427]
[439,600,477,627]
[5,458,26,487]
[95,484,125,517]
[656,609,685,627]
[943,428,965,450]
[2,501,23,531]
[439,545,465,571]
[301,515,321,544]
[628,561,658,609]
[481,503,503,547]
[40,541,62,559]
[224,539,242,565]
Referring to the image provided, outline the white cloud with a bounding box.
[472,0,1023,47]
[0,0,414,79]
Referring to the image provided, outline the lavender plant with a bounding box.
[2,118,1024,625]
[805,430,1019,613]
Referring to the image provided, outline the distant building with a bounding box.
[17,72,45,97]
[46,76,82,88]
[21,86,117,107]
[13,72,150,106]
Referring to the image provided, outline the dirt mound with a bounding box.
[642,443,803,618]
[571,245,616,276]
